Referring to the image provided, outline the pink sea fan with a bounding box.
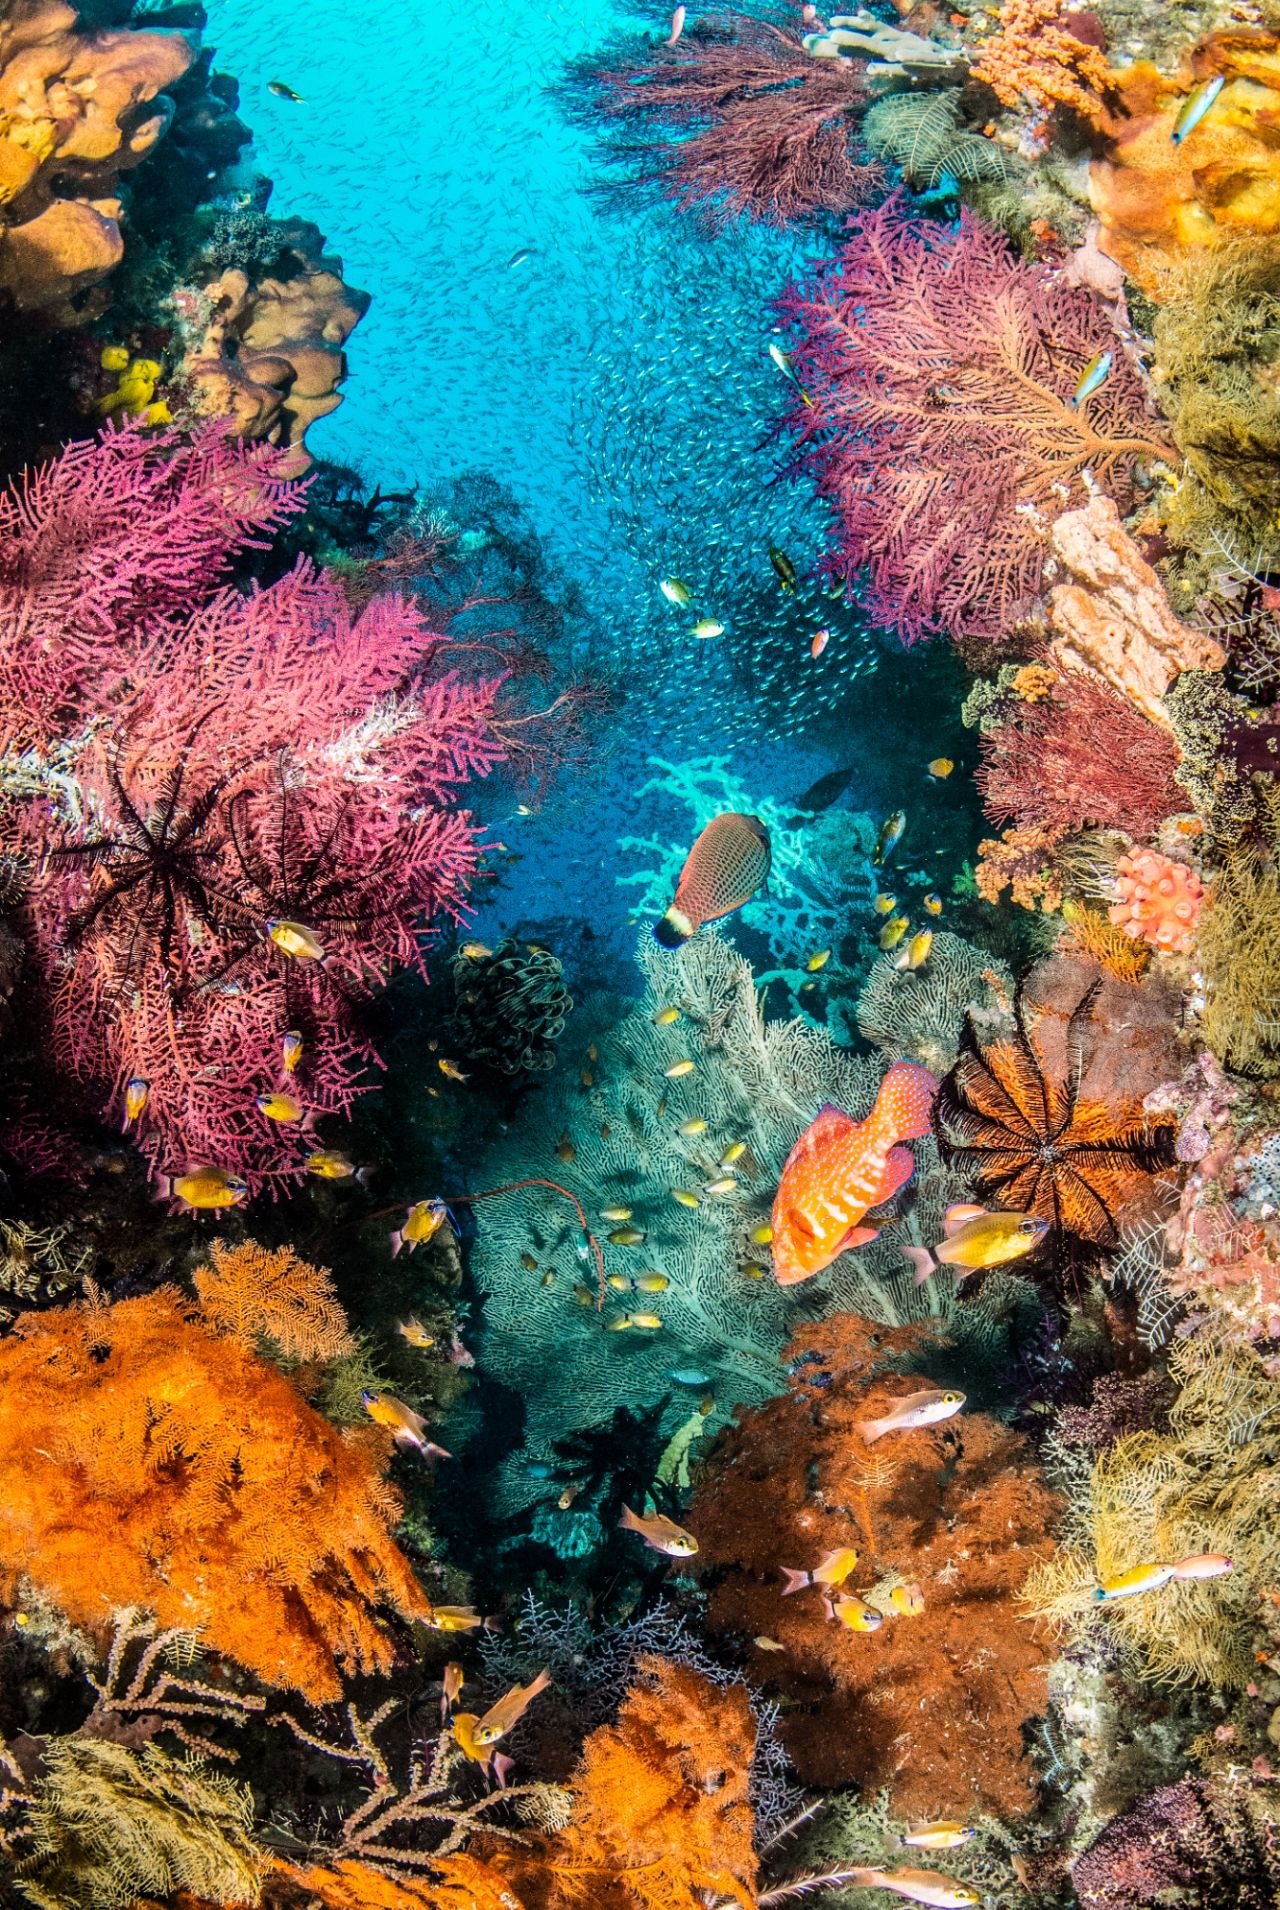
[774,198,1171,646]
[1109,848,1204,955]
[1,426,509,1189]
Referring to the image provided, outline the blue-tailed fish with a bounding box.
[1172,73,1224,144]
[842,1869,979,1908]
[903,1205,1048,1286]
[780,1545,859,1596]
[122,1077,150,1130]
[655,812,771,948]
[858,1386,965,1445]
[770,1062,937,1284]
[619,1504,698,1556]
[1071,350,1113,406]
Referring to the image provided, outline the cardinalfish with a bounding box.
[281,1030,304,1075]
[690,617,725,640]
[266,918,326,961]
[460,941,492,959]
[889,1582,926,1616]
[926,758,954,780]
[256,1092,308,1125]
[1072,349,1113,407]
[654,1004,681,1025]
[619,1504,698,1556]
[305,1150,358,1179]
[665,1058,696,1078]
[398,1317,435,1350]
[842,1869,979,1908]
[425,1605,484,1632]
[659,576,692,607]
[1172,72,1224,143]
[440,1662,465,1720]
[390,1198,453,1257]
[599,1204,633,1221]
[770,1061,938,1285]
[806,948,831,972]
[121,1077,150,1131]
[874,893,897,916]
[158,1166,248,1211]
[879,915,910,951]
[361,1391,450,1460]
[721,1140,747,1167]
[873,810,906,867]
[267,78,305,100]
[1096,1553,1233,1601]
[780,1546,859,1596]
[903,1825,976,1852]
[824,1593,883,1632]
[923,893,943,916]
[770,547,798,592]
[679,1117,708,1136]
[453,1669,551,1767]
[894,930,933,971]
[767,340,813,406]
[858,1387,965,1445]
[654,812,772,948]
[438,1058,468,1083]
[671,1188,701,1209]
[903,1205,1049,1286]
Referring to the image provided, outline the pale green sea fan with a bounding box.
[856,931,1012,1076]
[470,931,952,1512]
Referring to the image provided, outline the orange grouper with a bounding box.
[771,1061,939,1286]
[654,812,772,948]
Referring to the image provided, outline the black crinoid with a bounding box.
[933,975,1177,1249]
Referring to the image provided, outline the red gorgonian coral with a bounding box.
[563,12,878,229]
[978,669,1183,839]
[0,426,511,1187]
[774,198,1170,645]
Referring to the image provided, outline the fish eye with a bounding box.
[943,1391,962,1405]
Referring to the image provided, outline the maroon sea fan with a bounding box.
[564,12,878,229]
[1,426,509,1188]
[775,198,1170,646]
[1072,1774,1280,1907]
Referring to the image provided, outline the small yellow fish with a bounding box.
[874,893,897,916]
[580,1068,594,1087]
[1071,348,1113,405]
[879,915,910,951]
[266,918,326,961]
[690,618,725,641]
[741,1261,768,1279]
[1095,1561,1178,1601]
[606,1315,633,1331]
[256,1091,305,1123]
[843,1869,978,1908]
[780,1546,859,1596]
[267,78,306,101]
[600,1205,634,1221]
[636,1273,669,1292]
[572,1285,595,1306]
[540,1271,555,1288]
[438,1058,468,1083]
[679,1117,709,1136]
[122,1076,150,1130]
[460,941,492,959]
[702,1176,738,1197]
[654,1005,681,1025]
[922,894,943,916]
[587,1043,599,1063]
[671,1188,701,1209]
[305,1150,357,1179]
[558,1483,582,1509]
[426,1605,484,1633]
[720,1141,747,1167]
[628,1312,663,1329]
[806,948,832,971]
[858,1388,965,1444]
[1171,72,1225,144]
[665,1059,696,1078]
[903,1824,976,1852]
[825,1593,883,1633]
[361,1391,449,1459]
[619,1504,698,1556]
[473,1669,552,1747]
[556,1134,576,1164]
[281,1030,304,1074]
[520,1251,538,1272]
[895,929,933,971]
[749,1221,773,1245]
[609,1227,646,1245]
[926,758,954,780]
[607,1274,630,1291]
[660,577,693,607]
[754,1635,786,1651]
[398,1317,435,1350]
[390,1198,452,1258]
[161,1166,248,1211]
[904,1206,1048,1286]
[890,1581,926,1616]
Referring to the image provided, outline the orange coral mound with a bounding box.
[687,1316,1060,1819]
[973,0,1113,123]
[0,1289,431,1698]
[1090,31,1280,294]
[503,1659,758,1910]
[1109,847,1204,953]
[264,1855,526,1909]
[195,1238,357,1363]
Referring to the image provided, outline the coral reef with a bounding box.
[972,0,1114,122]
[856,931,1012,1075]
[688,1312,1061,1813]
[776,198,1168,646]
[0,1287,432,1698]
[563,12,877,229]
[1072,1772,1280,1908]
[0,0,194,318]
[1045,493,1225,725]
[448,937,572,1078]
[1196,795,1280,1076]
[1108,848,1203,954]
[0,426,507,1185]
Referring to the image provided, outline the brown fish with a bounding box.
[654,812,771,948]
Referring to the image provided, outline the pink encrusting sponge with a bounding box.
[1108,848,1204,955]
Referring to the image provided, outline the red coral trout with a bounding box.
[843,1869,979,1907]
[770,1062,938,1285]
[654,812,771,948]
[780,1545,859,1596]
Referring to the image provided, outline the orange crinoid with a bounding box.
[934,977,1177,1243]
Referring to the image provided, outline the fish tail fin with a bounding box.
[154,1173,171,1200]
[904,1245,936,1287]
[856,1416,888,1445]
[845,1872,880,1890]
[877,1060,939,1141]
[424,1442,451,1463]
[654,906,694,949]
[618,1503,644,1534]
[780,1567,811,1595]
[526,1668,552,1701]
[356,1166,373,1189]
[389,1230,403,1258]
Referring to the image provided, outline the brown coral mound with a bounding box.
[0,0,195,315]
[0,1289,431,1699]
[503,1659,758,1910]
[686,1314,1059,1818]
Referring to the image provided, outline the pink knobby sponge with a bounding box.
[1108,848,1203,954]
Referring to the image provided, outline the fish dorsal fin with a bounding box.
[943,1203,988,1237]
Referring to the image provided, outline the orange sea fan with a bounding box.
[264,1854,527,1909]
[0,1290,431,1699]
[973,0,1114,123]
[194,1237,357,1363]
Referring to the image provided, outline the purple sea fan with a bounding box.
[774,197,1171,648]
[1072,1774,1280,1907]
